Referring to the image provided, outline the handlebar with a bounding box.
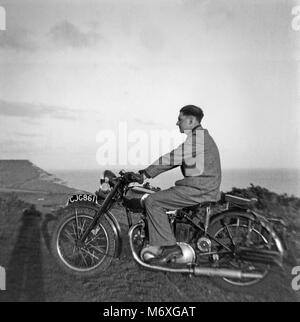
[120,171,144,184]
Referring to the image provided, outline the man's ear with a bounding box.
[188,116,194,125]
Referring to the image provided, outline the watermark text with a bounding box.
[291,266,300,291]
[96,122,204,172]
[291,6,300,31]
[0,266,6,290]
[0,6,6,31]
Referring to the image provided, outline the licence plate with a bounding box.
[67,194,98,205]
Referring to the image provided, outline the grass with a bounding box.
[0,186,299,302]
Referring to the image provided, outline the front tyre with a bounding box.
[51,205,117,277]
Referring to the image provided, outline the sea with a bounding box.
[50,167,300,198]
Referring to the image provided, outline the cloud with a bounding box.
[0,99,80,120]
[0,27,37,51]
[181,0,234,31]
[0,21,102,51]
[203,5,234,31]
[14,132,40,138]
[133,118,160,126]
[0,139,39,154]
[48,20,102,48]
[181,0,209,9]
[23,119,41,126]
[139,24,165,52]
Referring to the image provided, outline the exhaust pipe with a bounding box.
[193,267,263,279]
[128,224,264,280]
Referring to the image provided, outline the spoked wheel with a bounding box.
[208,212,283,291]
[51,205,117,277]
[213,223,269,286]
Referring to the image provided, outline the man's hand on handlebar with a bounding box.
[122,171,144,184]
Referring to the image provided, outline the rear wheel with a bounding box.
[51,205,117,277]
[207,212,282,291]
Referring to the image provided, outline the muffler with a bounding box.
[128,224,264,280]
[237,247,283,267]
[193,267,263,279]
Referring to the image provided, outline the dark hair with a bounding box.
[180,105,204,123]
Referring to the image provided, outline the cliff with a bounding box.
[0,160,77,194]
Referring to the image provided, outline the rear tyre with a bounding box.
[207,211,281,292]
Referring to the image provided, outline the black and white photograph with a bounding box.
[0,0,299,304]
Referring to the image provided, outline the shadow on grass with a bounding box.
[40,213,58,255]
[5,208,45,302]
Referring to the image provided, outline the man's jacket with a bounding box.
[142,125,222,202]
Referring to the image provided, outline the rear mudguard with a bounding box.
[209,208,285,258]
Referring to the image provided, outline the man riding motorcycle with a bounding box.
[138,105,222,265]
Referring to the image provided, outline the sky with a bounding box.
[0,0,299,170]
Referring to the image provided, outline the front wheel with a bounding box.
[51,205,117,277]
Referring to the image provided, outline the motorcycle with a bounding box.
[51,170,287,290]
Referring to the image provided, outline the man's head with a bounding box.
[176,105,204,133]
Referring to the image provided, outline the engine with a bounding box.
[140,243,196,264]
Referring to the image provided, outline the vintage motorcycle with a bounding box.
[51,170,287,290]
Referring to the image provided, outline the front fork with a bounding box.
[79,181,121,243]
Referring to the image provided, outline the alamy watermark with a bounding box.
[95,121,204,169]
[291,6,300,31]
[0,266,6,290]
[0,6,6,31]
[291,266,300,291]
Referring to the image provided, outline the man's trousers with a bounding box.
[143,185,205,247]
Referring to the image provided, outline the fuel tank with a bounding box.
[123,186,155,212]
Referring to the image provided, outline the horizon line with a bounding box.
[47,166,300,171]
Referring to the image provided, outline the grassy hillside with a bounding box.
[0,185,299,302]
[0,159,298,301]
